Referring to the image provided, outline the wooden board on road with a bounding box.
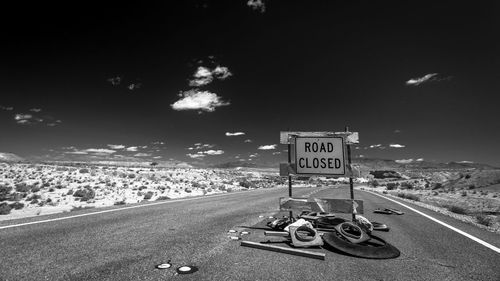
[241,241,326,260]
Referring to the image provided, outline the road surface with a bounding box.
[0,185,499,280]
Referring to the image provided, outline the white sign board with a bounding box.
[294,136,346,176]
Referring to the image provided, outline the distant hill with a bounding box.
[0,152,24,162]
[352,158,497,172]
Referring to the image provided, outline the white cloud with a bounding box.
[249,154,258,158]
[107,76,122,86]
[189,66,213,87]
[212,66,232,80]
[0,105,13,111]
[15,114,32,121]
[171,89,230,112]
[153,156,162,159]
[188,65,232,87]
[108,144,125,149]
[389,144,405,148]
[258,144,277,150]
[14,114,36,124]
[65,151,88,155]
[203,150,224,155]
[416,158,424,162]
[226,132,245,136]
[244,139,252,143]
[128,83,142,90]
[187,153,206,159]
[406,73,438,86]
[394,129,401,133]
[247,0,266,13]
[272,152,281,155]
[126,146,138,151]
[85,148,116,154]
[141,145,148,149]
[458,160,474,164]
[190,143,215,150]
[395,159,413,164]
[152,141,165,145]
[134,153,151,157]
[187,149,224,158]
[369,144,382,148]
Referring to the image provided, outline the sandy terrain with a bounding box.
[0,162,292,221]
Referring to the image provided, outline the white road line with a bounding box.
[366,191,500,254]
[0,192,238,230]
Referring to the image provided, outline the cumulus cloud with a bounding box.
[152,141,165,145]
[29,108,42,112]
[128,83,142,91]
[395,159,414,164]
[85,148,116,154]
[247,0,266,13]
[14,114,36,125]
[15,114,32,121]
[126,146,138,152]
[186,149,224,158]
[203,150,224,155]
[244,139,252,143]
[189,66,214,87]
[108,144,126,149]
[153,156,162,159]
[190,143,215,150]
[226,132,245,136]
[258,144,277,150]
[249,153,258,158]
[394,129,401,133]
[188,65,232,87]
[171,89,230,112]
[458,160,474,164]
[107,76,122,86]
[134,153,151,157]
[212,66,232,80]
[187,153,206,159]
[0,105,13,111]
[416,158,424,162]
[369,144,382,148]
[389,144,406,148]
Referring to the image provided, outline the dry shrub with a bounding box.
[0,202,12,215]
[397,193,420,201]
[475,214,493,226]
[448,205,468,215]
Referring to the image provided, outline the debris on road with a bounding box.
[241,241,326,260]
[176,265,199,275]
[373,208,404,215]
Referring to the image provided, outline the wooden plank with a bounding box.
[264,231,290,237]
[280,131,359,144]
[279,197,364,214]
[240,241,325,260]
[279,197,312,211]
[311,198,364,214]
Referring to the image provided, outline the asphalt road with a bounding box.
[0,185,499,281]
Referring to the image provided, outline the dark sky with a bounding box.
[1,1,499,166]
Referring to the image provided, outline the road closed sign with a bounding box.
[295,136,346,176]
